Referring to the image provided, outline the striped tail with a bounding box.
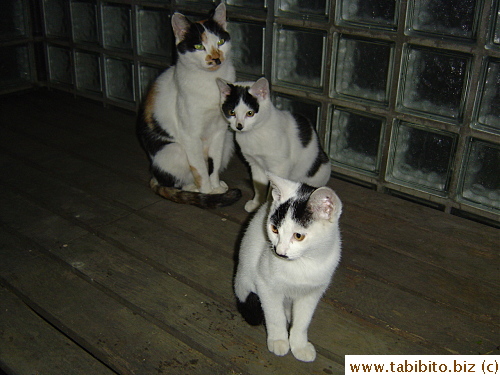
[150,179,242,209]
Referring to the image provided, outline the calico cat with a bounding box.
[217,77,331,212]
[234,173,342,362]
[137,3,241,209]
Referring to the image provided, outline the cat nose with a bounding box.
[213,58,221,65]
[273,246,288,259]
[236,123,243,131]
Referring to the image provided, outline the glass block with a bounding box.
[328,108,384,174]
[102,3,132,51]
[273,26,325,90]
[387,122,456,194]
[0,0,28,40]
[227,21,264,77]
[75,51,101,93]
[0,45,31,88]
[43,0,70,38]
[47,45,72,85]
[276,0,329,19]
[475,59,500,134]
[137,8,171,59]
[226,0,265,9]
[139,64,162,100]
[459,139,500,212]
[408,0,479,39]
[337,0,398,30]
[105,57,135,103]
[273,93,320,129]
[332,36,393,104]
[494,1,500,45]
[71,0,98,44]
[399,46,470,122]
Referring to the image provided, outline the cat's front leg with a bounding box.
[183,140,212,193]
[245,162,268,212]
[207,128,230,194]
[258,289,289,356]
[289,292,323,362]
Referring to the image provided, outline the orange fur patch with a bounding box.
[190,165,203,189]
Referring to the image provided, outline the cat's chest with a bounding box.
[261,255,332,292]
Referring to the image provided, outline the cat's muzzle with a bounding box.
[273,246,289,259]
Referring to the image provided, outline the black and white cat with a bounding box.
[234,173,342,362]
[137,3,241,208]
[217,77,330,212]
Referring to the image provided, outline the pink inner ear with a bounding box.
[315,197,333,219]
[172,14,189,41]
[216,79,231,96]
[249,78,269,100]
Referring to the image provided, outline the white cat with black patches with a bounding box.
[234,174,342,362]
[217,77,331,212]
[137,3,241,208]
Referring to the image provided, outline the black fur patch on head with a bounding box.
[204,17,230,42]
[176,22,205,54]
[270,183,316,229]
[221,84,259,118]
[293,113,313,148]
[176,16,230,55]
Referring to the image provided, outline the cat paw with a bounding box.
[210,184,228,194]
[267,339,289,357]
[291,342,316,362]
[183,184,200,192]
[244,199,261,213]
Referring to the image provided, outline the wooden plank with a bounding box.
[2,134,489,357]
[330,178,499,249]
[0,170,436,362]
[50,232,346,374]
[0,286,117,375]
[0,128,159,211]
[0,228,232,375]
[0,153,130,229]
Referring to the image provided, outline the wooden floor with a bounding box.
[0,89,498,375]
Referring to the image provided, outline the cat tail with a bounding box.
[237,292,265,326]
[150,179,242,209]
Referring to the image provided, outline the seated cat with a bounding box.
[137,3,241,208]
[234,173,342,362]
[217,77,330,212]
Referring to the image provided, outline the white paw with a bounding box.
[267,339,289,357]
[183,184,199,192]
[291,342,316,362]
[210,183,229,194]
[244,199,260,213]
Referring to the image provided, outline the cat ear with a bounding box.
[212,3,227,30]
[267,172,298,203]
[216,78,232,97]
[171,13,191,43]
[308,187,342,222]
[248,78,269,101]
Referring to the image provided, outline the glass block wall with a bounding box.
[0,0,38,94]
[1,0,499,224]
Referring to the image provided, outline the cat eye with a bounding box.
[293,233,306,241]
[194,44,205,50]
[270,224,278,234]
[246,111,255,117]
[228,110,235,116]
[217,39,225,46]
